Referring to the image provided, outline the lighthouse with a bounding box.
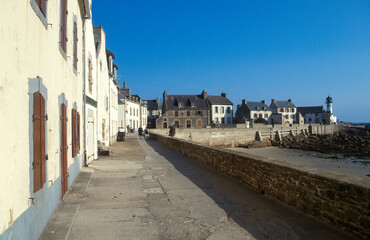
[326,95,333,113]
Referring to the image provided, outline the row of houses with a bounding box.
[146,91,337,129]
[0,1,121,239]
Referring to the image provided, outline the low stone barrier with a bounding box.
[151,133,369,239]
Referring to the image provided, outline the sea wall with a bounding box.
[151,132,369,239]
[150,124,341,147]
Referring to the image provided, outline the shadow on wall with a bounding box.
[144,139,351,240]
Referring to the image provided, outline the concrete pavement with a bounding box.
[39,135,353,240]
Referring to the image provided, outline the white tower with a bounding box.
[326,96,333,113]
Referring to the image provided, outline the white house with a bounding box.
[83,14,98,164]
[0,0,89,239]
[206,92,233,125]
[118,82,142,132]
[109,63,119,144]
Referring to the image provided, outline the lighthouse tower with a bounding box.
[326,95,333,113]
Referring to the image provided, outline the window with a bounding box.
[215,107,218,113]
[221,117,225,124]
[285,108,288,112]
[33,93,46,192]
[175,111,178,117]
[72,109,77,157]
[254,113,258,118]
[259,114,262,118]
[196,111,202,116]
[215,117,219,123]
[285,115,289,119]
[264,114,268,118]
[197,120,202,127]
[187,111,190,116]
[227,117,231,124]
[130,108,132,116]
[60,0,68,52]
[186,120,192,128]
[73,21,78,70]
[221,107,224,113]
[279,108,283,113]
[163,122,168,128]
[227,107,231,113]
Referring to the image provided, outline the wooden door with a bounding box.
[61,104,68,198]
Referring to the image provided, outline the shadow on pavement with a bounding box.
[145,138,353,240]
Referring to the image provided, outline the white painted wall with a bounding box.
[0,0,87,239]
[212,105,233,124]
[126,100,141,131]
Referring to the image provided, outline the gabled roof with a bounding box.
[246,101,271,111]
[145,100,160,111]
[270,100,296,108]
[207,95,233,105]
[297,106,323,115]
[106,49,115,59]
[165,95,208,110]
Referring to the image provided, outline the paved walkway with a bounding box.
[40,135,353,240]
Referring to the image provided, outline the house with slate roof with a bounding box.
[297,106,323,124]
[269,99,297,125]
[206,92,234,125]
[235,100,272,124]
[156,90,210,128]
[143,98,162,128]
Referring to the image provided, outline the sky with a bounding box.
[92,0,370,123]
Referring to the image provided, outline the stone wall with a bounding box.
[150,124,342,147]
[151,133,369,239]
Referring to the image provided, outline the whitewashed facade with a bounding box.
[0,0,89,239]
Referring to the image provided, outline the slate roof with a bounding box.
[206,95,233,105]
[165,95,209,110]
[297,106,323,115]
[270,100,296,108]
[246,101,271,111]
[145,100,160,111]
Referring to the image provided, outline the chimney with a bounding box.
[201,90,207,99]
[271,99,276,104]
[221,92,227,98]
[261,100,266,105]
[123,80,126,89]
[156,97,159,103]
[162,90,167,114]
[288,99,292,103]
[242,99,246,105]
[237,104,240,109]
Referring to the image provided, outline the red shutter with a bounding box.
[33,93,46,192]
[72,109,76,157]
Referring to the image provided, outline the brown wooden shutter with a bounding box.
[77,112,80,152]
[40,95,46,185]
[41,0,47,17]
[72,109,76,157]
[33,93,46,192]
[73,22,78,69]
[61,0,68,52]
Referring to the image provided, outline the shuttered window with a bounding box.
[73,21,78,70]
[77,112,80,153]
[33,93,46,192]
[60,0,68,52]
[72,109,77,157]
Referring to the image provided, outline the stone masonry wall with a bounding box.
[151,133,369,239]
[150,124,341,147]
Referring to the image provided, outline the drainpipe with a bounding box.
[82,19,87,166]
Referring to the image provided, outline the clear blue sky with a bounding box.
[92,0,370,122]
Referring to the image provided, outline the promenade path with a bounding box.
[40,135,353,240]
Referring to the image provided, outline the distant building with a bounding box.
[235,100,272,124]
[156,90,210,128]
[322,96,338,124]
[269,99,297,125]
[207,92,233,125]
[143,98,162,128]
[297,106,323,124]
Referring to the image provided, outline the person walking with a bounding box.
[138,126,143,138]
[144,128,149,139]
